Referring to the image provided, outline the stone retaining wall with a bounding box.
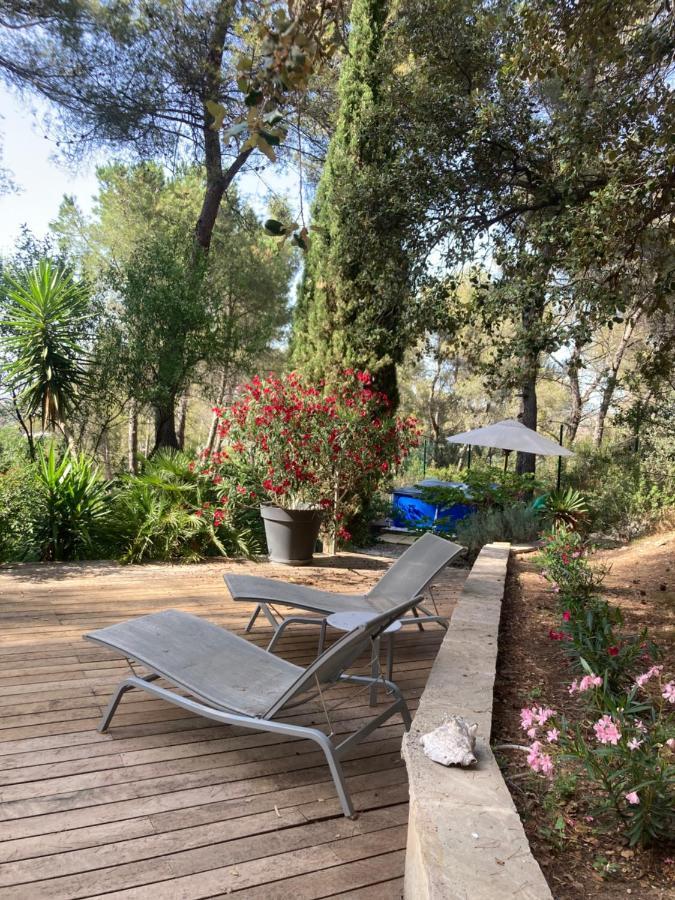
[401,542,553,900]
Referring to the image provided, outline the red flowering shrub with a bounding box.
[205,369,420,550]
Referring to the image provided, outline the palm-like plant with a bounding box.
[1,260,90,432]
[36,443,110,560]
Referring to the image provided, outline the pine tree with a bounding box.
[291,0,411,405]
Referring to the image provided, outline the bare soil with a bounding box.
[492,531,675,900]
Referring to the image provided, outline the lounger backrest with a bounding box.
[266,596,420,717]
[365,532,463,611]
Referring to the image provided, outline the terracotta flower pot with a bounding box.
[260,505,323,566]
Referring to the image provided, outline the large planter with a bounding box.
[260,505,323,566]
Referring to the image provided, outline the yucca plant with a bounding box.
[544,488,589,531]
[1,260,91,434]
[36,443,110,560]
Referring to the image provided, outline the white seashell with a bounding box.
[420,716,478,767]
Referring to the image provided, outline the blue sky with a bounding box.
[0,82,300,255]
[0,84,99,253]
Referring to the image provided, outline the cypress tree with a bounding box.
[291,0,411,406]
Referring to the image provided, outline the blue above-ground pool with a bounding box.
[391,479,475,533]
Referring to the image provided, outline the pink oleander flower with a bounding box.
[527,727,537,739]
[527,741,554,776]
[546,728,560,743]
[627,738,643,751]
[666,738,675,750]
[520,708,535,731]
[580,674,603,692]
[625,791,640,805]
[562,610,571,622]
[570,674,602,694]
[593,715,621,745]
[535,706,555,726]
[635,719,647,734]
[607,645,619,657]
[572,550,581,558]
[635,664,664,688]
[662,681,675,704]
[549,629,565,641]
[551,583,560,593]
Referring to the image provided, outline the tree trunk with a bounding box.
[101,429,113,480]
[516,369,538,475]
[128,399,138,474]
[566,346,583,442]
[176,392,189,449]
[193,4,253,254]
[515,296,542,476]
[204,369,230,453]
[593,316,638,447]
[153,400,179,453]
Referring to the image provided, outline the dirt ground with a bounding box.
[492,531,675,900]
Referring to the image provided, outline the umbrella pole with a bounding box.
[503,450,510,473]
[467,445,472,471]
[557,424,564,490]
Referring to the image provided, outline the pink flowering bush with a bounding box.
[538,527,656,691]
[204,370,420,550]
[520,662,675,847]
[518,527,675,848]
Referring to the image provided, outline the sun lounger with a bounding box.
[85,599,419,818]
[224,531,463,650]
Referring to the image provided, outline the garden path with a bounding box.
[0,550,467,899]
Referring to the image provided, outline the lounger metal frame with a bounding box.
[227,532,463,651]
[88,601,418,818]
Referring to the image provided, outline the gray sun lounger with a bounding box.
[85,599,419,818]
[224,531,463,651]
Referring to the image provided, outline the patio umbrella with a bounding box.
[446,419,574,457]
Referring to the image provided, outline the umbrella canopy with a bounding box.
[446,419,574,457]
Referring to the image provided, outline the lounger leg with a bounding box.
[325,750,355,818]
[98,673,159,733]
[386,633,395,683]
[411,606,425,632]
[369,636,381,707]
[245,605,262,632]
[317,618,327,655]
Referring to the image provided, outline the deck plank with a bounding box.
[0,553,466,898]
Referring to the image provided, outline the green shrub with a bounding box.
[455,502,541,557]
[565,443,675,539]
[423,465,541,509]
[0,460,45,562]
[35,444,110,561]
[110,450,264,563]
[542,488,589,531]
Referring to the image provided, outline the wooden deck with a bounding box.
[0,553,467,899]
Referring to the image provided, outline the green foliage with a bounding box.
[565,442,675,539]
[0,440,45,563]
[543,488,589,531]
[455,504,541,558]
[538,529,657,693]
[110,451,263,564]
[422,465,541,509]
[292,0,414,402]
[53,163,295,454]
[1,260,91,430]
[35,443,110,561]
